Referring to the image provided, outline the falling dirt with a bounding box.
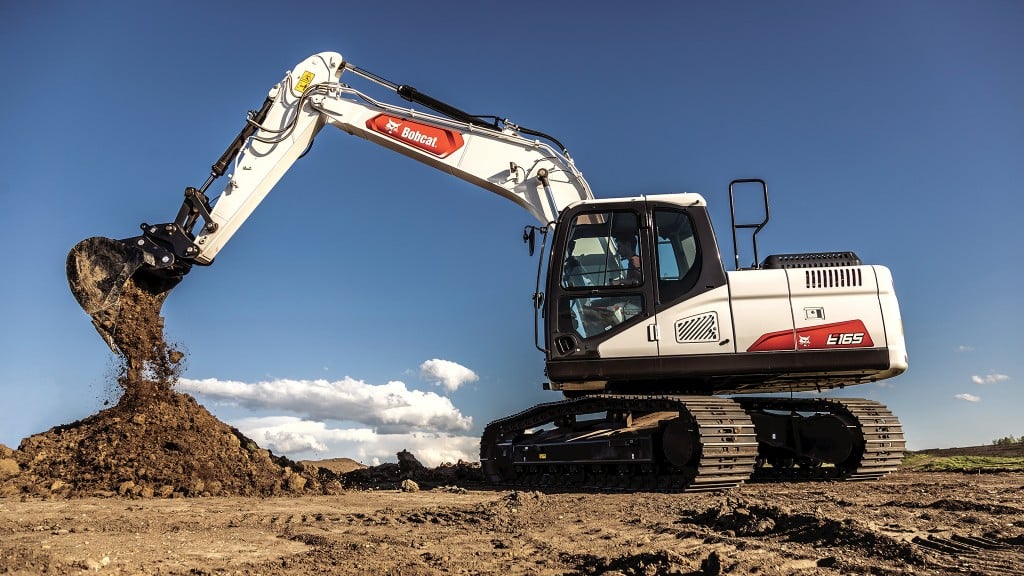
[107,276,182,399]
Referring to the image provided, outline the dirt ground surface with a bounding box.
[1,471,1022,575]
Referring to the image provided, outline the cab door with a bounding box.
[648,202,733,360]
[545,201,658,364]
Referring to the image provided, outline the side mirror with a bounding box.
[523,226,536,256]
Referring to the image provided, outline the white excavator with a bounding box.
[67,51,907,491]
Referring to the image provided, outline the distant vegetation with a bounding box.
[992,435,1024,445]
[902,441,1024,472]
[902,453,1024,472]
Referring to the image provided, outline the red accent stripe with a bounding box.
[747,320,873,352]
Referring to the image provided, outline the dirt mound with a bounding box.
[302,457,366,475]
[0,275,336,498]
[339,451,482,490]
[1,389,326,498]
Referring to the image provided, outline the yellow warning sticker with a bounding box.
[296,71,315,93]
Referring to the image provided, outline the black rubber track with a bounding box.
[480,395,759,492]
[480,396,904,492]
[736,397,905,482]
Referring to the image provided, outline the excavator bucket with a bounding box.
[66,237,182,353]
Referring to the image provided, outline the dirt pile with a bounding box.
[1,276,333,498]
[339,449,482,490]
[0,390,333,498]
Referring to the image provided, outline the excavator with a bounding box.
[67,51,907,492]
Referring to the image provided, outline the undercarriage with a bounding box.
[480,395,903,492]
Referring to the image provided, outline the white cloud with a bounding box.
[956,345,974,353]
[954,393,981,403]
[178,376,472,433]
[233,416,478,467]
[177,365,484,466]
[971,373,1010,385]
[419,359,479,392]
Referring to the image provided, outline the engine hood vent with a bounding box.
[805,267,863,289]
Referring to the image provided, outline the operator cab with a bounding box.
[544,195,727,389]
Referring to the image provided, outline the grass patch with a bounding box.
[902,452,1024,472]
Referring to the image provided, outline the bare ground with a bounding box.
[2,471,1023,575]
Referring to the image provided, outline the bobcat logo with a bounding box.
[384,118,401,134]
[799,335,811,348]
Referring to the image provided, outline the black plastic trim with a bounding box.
[762,252,862,269]
[546,348,892,394]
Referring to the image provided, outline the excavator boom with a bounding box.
[67,51,592,353]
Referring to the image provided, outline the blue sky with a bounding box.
[1,1,1021,464]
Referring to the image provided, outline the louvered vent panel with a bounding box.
[805,268,863,289]
[674,312,719,343]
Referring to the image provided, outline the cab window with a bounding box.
[558,210,644,339]
[561,211,642,289]
[654,209,701,303]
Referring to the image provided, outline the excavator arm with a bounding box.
[67,51,593,352]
